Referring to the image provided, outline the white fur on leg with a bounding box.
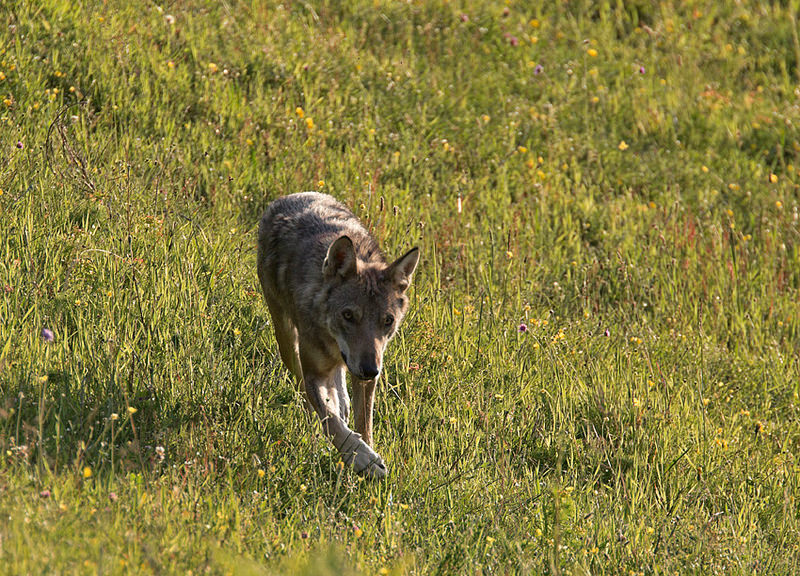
[334,429,387,479]
[332,368,350,422]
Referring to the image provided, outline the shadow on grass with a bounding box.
[0,353,296,481]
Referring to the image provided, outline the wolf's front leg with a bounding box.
[304,374,386,479]
[332,367,350,422]
[352,377,377,446]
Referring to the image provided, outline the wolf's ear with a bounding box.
[387,247,419,292]
[324,236,357,278]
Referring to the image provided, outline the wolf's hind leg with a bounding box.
[263,298,316,414]
[264,299,299,373]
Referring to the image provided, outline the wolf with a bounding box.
[257,192,419,479]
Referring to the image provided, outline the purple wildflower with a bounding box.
[518,323,528,333]
[508,35,519,47]
[460,13,469,23]
[533,64,544,75]
[638,65,646,74]
[16,141,23,149]
[604,328,610,337]
[41,327,54,343]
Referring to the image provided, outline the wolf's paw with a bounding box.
[336,432,387,479]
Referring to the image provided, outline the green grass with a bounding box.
[1,0,800,573]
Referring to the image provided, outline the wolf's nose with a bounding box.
[359,362,380,380]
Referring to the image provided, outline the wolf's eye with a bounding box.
[384,314,395,327]
[342,310,354,322]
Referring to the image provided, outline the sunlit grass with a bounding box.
[1,0,799,574]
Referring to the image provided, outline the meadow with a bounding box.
[1,0,799,573]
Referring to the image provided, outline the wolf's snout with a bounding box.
[358,360,380,380]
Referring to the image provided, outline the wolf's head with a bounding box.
[322,236,419,380]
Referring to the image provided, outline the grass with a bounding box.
[1,0,799,573]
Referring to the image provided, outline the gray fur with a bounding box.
[257,192,419,478]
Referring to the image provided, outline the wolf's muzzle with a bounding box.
[358,360,380,380]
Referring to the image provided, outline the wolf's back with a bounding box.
[257,193,383,313]
[258,192,382,274]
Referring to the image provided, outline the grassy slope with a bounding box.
[1,0,799,573]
